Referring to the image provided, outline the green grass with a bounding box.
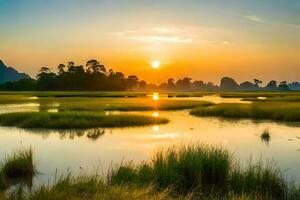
[0,92,213,112]
[2,146,300,200]
[0,112,169,129]
[0,149,35,180]
[108,144,300,199]
[9,174,177,200]
[190,102,300,122]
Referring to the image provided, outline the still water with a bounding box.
[0,95,300,187]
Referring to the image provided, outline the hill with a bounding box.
[0,60,30,84]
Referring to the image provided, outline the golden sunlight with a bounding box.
[151,61,160,69]
[152,92,159,101]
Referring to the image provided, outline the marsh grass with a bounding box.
[56,99,213,112]
[9,174,176,200]
[190,102,300,122]
[230,160,284,198]
[0,112,169,129]
[1,149,35,180]
[108,144,298,199]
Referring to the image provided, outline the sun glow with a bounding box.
[151,61,160,69]
[152,92,159,101]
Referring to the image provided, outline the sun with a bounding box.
[151,61,160,69]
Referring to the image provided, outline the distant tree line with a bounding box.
[220,77,298,91]
[1,60,300,92]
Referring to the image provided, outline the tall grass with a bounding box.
[1,148,35,180]
[190,102,300,122]
[108,144,299,199]
[9,174,177,200]
[0,112,169,129]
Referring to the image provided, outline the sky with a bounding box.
[0,0,300,84]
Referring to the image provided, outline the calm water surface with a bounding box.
[0,95,300,187]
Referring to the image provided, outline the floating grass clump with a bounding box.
[260,129,271,144]
[190,102,300,122]
[1,148,35,180]
[0,112,169,129]
[108,144,298,199]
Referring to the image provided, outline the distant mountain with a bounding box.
[0,60,30,84]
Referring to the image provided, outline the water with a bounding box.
[0,95,300,188]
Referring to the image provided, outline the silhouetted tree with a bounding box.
[264,80,277,90]
[167,78,175,89]
[254,79,262,87]
[278,81,290,91]
[127,75,139,91]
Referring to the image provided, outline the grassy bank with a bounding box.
[0,112,169,129]
[190,102,300,122]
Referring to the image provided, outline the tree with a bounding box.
[86,59,106,74]
[57,64,66,75]
[127,75,139,91]
[36,67,57,90]
[264,80,277,91]
[138,80,147,90]
[254,79,262,87]
[278,81,290,91]
[167,78,175,89]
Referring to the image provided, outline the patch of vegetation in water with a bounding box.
[55,99,213,112]
[260,129,271,144]
[0,111,169,129]
[190,102,300,122]
[0,148,35,191]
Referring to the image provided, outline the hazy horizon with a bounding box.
[1,0,300,84]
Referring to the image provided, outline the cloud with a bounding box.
[114,27,230,45]
[245,15,262,22]
[244,15,300,30]
[114,27,196,44]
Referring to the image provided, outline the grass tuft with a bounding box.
[1,148,35,180]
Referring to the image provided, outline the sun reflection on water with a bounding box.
[152,112,160,117]
[152,93,159,101]
[152,125,160,132]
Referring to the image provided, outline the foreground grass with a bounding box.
[0,112,169,129]
[10,174,177,200]
[0,149,35,190]
[190,102,300,122]
[1,145,300,199]
[108,144,299,199]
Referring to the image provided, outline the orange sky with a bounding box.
[1,1,300,84]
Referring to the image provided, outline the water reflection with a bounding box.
[2,96,300,187]
[152,93,159,101]
[151,112,160,117]
[26,128,106,141]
